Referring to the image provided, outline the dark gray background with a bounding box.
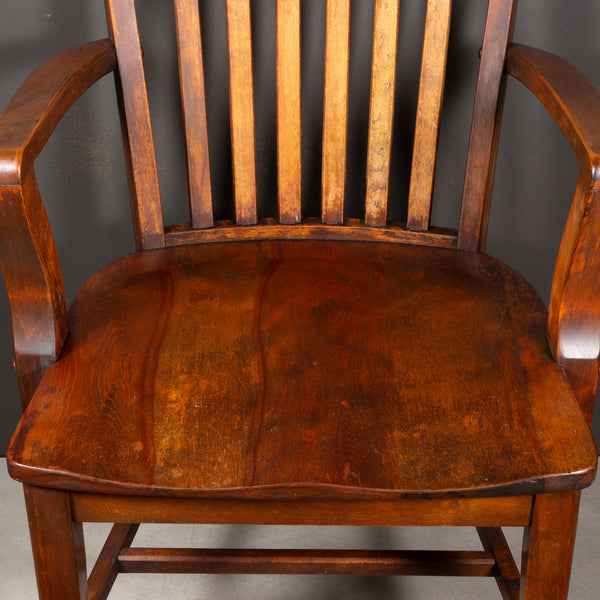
[1,0,599,454]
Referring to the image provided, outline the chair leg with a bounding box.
[24,485,88,600]
[520,490,580,600]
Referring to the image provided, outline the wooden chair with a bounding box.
[0,1,598,598]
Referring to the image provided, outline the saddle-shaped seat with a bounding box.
[1,1,598,598]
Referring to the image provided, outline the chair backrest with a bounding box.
[104,0,518,252]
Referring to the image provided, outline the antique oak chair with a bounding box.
[0,1,598,598]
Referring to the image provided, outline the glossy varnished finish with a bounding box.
[24,486,88,600]
[520,491,581,600]
[8,241,596,498]
[506,44,600,422]
[2,0,600,598]
[71,493,533,527]
[105,0,165,249]
[458,0,518,251]
[0,40,115,406]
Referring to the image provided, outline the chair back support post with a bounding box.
[458,0,519,251]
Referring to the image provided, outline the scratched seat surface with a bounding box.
[7,240,596,499]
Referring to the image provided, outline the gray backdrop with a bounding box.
[1,0,599,454]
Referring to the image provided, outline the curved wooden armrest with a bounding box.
[506,44,600,176]
[0,40,116,408]
[0,39,116,183]
[506,44,600,420]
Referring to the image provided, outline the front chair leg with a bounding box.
[24,485,88,600]
[520,490,581,600]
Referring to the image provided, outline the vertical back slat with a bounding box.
[322,0,351,225]
[458,0,519,250]
[277,0,302,224]
[105,0,165,250]
[407,0,453,231]
[174,0,213,229]
[365,0,401,227]
[226,0,258,225]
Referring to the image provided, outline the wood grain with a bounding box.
[0,172,68,408]
[276,0,302,224]
[407,0,453,231]
[105,0,165,250]
[0,41,115,406]
[520,491,581,599]
[322,0,351,224]
[24,486,87,599]
[8,241,596,499]
[1,4,599,598]
[117,547,496,576]
[226,0,258,225]
[478,527,520,599]
[506,45,600,419]
[164,219,458,248]
[457,0,518,251]
[364,0,401,227]
[174,0,213,229]
[72,493,533,527]
[87,524,139,600]
[0,40,115,184]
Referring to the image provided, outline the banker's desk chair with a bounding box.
[0,1,598,598]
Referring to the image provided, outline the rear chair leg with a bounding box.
[24,485,88,600]
[520,490,580,600]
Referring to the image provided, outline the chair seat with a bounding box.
[7,240,597,499]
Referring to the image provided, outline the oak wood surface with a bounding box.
[506,44,600,419]
[164,219,458,248]
[226,0,258,225]
[364,0,401,227]
[1,2,600,598]
[407,0,453,231]
[116,547,497,576]
[87,524,139,600]
[458,0,518,251]
[276,0,302,224]
[478,527,521,600]
[7,241,596,499]
[174,0,213,229]
[105,0,165,250]
[71,493,533,527]
[24,486,87,599]
[321,0,351,225]
[520,491,581,600]
[0,40,115,184]
[0,40,115,407]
